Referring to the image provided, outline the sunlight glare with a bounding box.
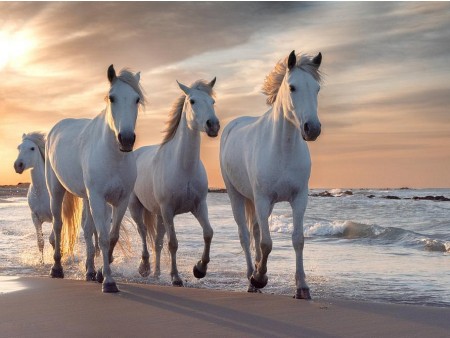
[0,31,35,70]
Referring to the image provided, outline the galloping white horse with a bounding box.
[46,65,145,292]
[14,132,99,262]
[125,78,219,286]
[220,51,322,299]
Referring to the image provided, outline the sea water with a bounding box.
[0,189,449,307]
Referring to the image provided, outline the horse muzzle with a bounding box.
[205,119,220,138]
[14,160,24,174]
[118,132,136,152]
[302,122,321,142]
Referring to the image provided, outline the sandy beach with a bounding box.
[0,276,449,338]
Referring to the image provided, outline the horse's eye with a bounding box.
[31,147,35,151]
[109,96,115,103]
[190,99,195,105]
[136,97,140,104]
[289,85,296,92]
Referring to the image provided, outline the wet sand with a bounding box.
[0,277,449,337]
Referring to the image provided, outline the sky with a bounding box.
[1,2,449,188]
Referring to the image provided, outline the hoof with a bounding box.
[294,288,312,300]
[50,267,64,279]
[138,261,151,278]
[250,274,268,289]
[172,280,184,287]
[193,265,206,279]
[96,267,104,283]
[102,282,119,293]
[85,272,96,282]
[247,284,262,293]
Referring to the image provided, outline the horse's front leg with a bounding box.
[251,197,273,289]
[152,215,165,278]
[108,199,129,264]
[82,199,96,281]
[290,189,311,299]
[89,194,118,293]
[161,207,182,286]
[47,172,66,278]
[192,200,214,279]
[226,186,254,291]
[31,213,45,263]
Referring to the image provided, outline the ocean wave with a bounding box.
[269,216,450,252]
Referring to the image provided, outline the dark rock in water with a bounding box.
[384,195,401,200]
[311,190,354,198]
[367,195,375,199]
[412,195,450,202]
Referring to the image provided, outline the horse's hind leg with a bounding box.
[46,166,66,278]
[192,199,213,279]
[129,193,151,277]
[82,199,96,281]
[31,213,44,263]
[291,189,311,299]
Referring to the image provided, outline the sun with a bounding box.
[0,31,35,70]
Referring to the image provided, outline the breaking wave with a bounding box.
[269,216,450,252]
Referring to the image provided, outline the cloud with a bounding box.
[1,2,450,187]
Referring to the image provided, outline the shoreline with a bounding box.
[0,276,449,337]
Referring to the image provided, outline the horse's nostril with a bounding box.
[206,120,212,128]
[304,123,310,133]
[118,133,123,144]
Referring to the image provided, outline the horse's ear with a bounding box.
[312,52,322,68]
[135,71,140,82]
[108,64,116,84]
[177,80,190,95]
[209,77,216,88]
[288,50,296,70]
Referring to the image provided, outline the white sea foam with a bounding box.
[1,190,449,307]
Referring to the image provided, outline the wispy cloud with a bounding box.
[1,2,449,187]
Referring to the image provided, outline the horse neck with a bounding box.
[269,100,304,151]
[97,110,125,157]
[167,111,201,171]
[30,154,46,191]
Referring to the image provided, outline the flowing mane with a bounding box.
[22,132,46,161]
[161,80,215,145]
[108,69,147,108]
[262,53,322,106]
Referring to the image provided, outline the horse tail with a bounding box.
[244,199,256,250]
[61,192,82,259]
[143,209,157,251]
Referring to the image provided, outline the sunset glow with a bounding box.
[1,2,449,188]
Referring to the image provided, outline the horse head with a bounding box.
[177,78,220,137]
[14,133,44,174]
[282,50,322,141]
[106,65,145,152]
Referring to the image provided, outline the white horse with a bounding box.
[14,132,100,263]
[124,78,219,286]
[14,132,53,260]
[45,65,145,292]
[220,50,322,299]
